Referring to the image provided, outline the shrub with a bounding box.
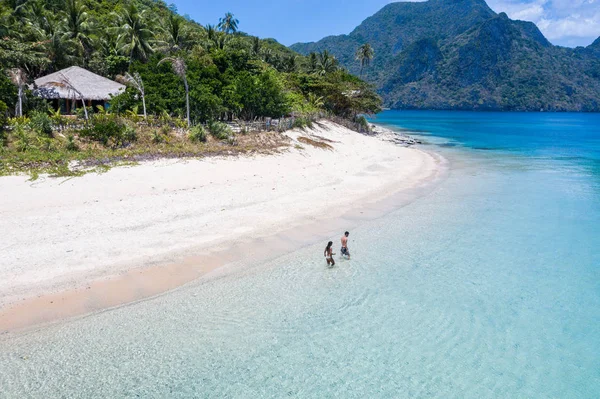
[0,100,7,145]
[207,120,232,140]
[29,111,53,137]
[158,110,173,126]
[354,115,370,132]
[292,116,313,129]
[65,134,79,151]
[12,125,36,152]
[38,136,57,151]
[188,125,207,143]
[49,109,68,129]
[81,115,136,147]
[173,118,188,129]
[75,106,93,120]
[122,124,137,143]
[152,129,165,144]
[8,116,31,127]
[125,107,142,123]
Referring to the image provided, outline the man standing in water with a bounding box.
[341,231,351,259]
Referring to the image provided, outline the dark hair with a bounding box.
[345,231,349,236]
[326,241,333,250]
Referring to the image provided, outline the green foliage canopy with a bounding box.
[0,0,381,121]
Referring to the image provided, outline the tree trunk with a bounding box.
[142,94,147,119]
[17,86,23,117]
[81,97,88,120]
[129,42,135,67]
[183,76,190,127]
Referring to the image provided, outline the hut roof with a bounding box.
[33,66,125,101]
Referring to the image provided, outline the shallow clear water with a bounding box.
[1,111,599,398]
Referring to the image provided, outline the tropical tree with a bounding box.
[316,50,338,76]
[251,36,261,56]
[118,72,147,118]
[3,0,28,22]
[205,24,226,50]
[45,72,89,120]
[261,48,274,64]
[0,36,49,74]
[115,4,155,64]
[62,0,94,63]
[283,55,297,73]
[308,93,325,110]
[0,7,10,37]
[158,57,190,127]
[355,43,374,76]
[25,1,74,71]
[217,12,238,34]
[8,68,26,117]
[95,29,129,76]
[159,14,191,53]
[306,52,319,74]
[23,0,53,36]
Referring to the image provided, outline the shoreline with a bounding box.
[0,121,447,333]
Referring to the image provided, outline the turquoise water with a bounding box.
[1,111,599,398]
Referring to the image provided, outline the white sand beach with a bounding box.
[0,121,442,330]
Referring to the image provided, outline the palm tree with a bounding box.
[308,93,325,110]
[217,12,238,34]
[0,8,10,37]
[24,0,52,34]
[204,24,225,50]
[205,24,217,42]
[117,72,147,119]
[261,48,274,64]
[251,36,261,56]
[45,72,89,120]
[158,57,190,127]
[316,50,338,76]
[5,0,29,18]
[306,52,319,74]
[355,43,374,76]
[25,1,74,71]
[160,14,190,53]
[96,28,121,59]
[62,0,94,63]
[8,68,26,117]
[283,55,297,73]
[115,4,155,64]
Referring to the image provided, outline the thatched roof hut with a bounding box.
[33,66,125,101]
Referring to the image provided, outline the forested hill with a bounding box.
[291,0,600,112]
[0,0,380,123]
[589,37,600,56]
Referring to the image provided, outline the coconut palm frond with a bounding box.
[44,72,89,120]
[116,72,147,118]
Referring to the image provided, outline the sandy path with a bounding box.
[0,121,439,314]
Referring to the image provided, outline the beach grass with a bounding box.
[297,136,333,150]
[0,118,290,179]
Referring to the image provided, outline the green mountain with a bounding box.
[291,0,600,111]
[588,37,600,57]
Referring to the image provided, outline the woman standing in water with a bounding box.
[324,241,335,266]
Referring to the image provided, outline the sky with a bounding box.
[171,0,600,48]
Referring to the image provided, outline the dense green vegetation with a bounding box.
[292,0,600,111]
[0,0,381,176]
[0,0,381,119]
